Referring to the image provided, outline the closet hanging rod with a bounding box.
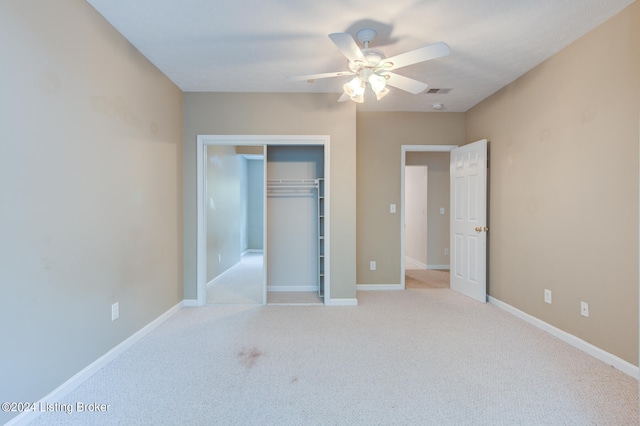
[266,178,318,184]
[267,185,318,190]
[266,178,319,190]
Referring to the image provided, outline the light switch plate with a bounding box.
[581,301,589,317]
[111,302,119,321]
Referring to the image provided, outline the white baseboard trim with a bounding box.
[488,296,639,379]
[326,298,358,306]
[241,249,263,256]
[357,284,403,291]
[268,285,318,292]
[405,256,426,269]
[5,300,186,426]
[427,265,450,270]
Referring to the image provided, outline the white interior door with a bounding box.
[450,139,488,303]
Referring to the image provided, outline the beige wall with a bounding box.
[356,112,465,285]
[466,2,640,364]
[0,0,184,422]
[183,93,357,300]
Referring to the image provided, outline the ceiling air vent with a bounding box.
[426,88,452,94]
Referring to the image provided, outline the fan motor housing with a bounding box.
[363,49,385,66]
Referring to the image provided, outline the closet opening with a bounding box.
[196,135,330,306]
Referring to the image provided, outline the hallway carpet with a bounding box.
[405,268,450,289]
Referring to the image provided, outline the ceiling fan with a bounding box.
[289,28,450,103]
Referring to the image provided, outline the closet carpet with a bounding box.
[29,289,637,425]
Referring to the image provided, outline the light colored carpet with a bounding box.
[28,289,638,425]
[405,268,450,289]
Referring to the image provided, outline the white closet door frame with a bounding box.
[196,135,330,306]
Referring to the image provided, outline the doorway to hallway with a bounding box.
[401,145,455,290]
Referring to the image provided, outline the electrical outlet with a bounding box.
[111,302,119,321]
[544,289,552,304]
[218,253,221,262]
[370,261,376,271]
[580,301,589,317]
[444,248,449,256]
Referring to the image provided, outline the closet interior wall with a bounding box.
[266,146,324,293]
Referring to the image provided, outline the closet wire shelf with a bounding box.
[266,178,325,298]
[266,179,319,192]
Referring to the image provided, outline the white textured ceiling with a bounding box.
[86,0,634,112]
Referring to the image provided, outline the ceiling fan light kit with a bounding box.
[289,28,450,103]
[343,68,390,103]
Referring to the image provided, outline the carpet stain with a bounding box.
[237,347,263,369]
[290,376,298,384]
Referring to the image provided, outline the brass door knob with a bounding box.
[475,226,482,232]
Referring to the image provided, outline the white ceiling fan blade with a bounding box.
[385,72,428,94]
[381,42,450,70]
[288,71,354,81]
[328,32,366,63]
